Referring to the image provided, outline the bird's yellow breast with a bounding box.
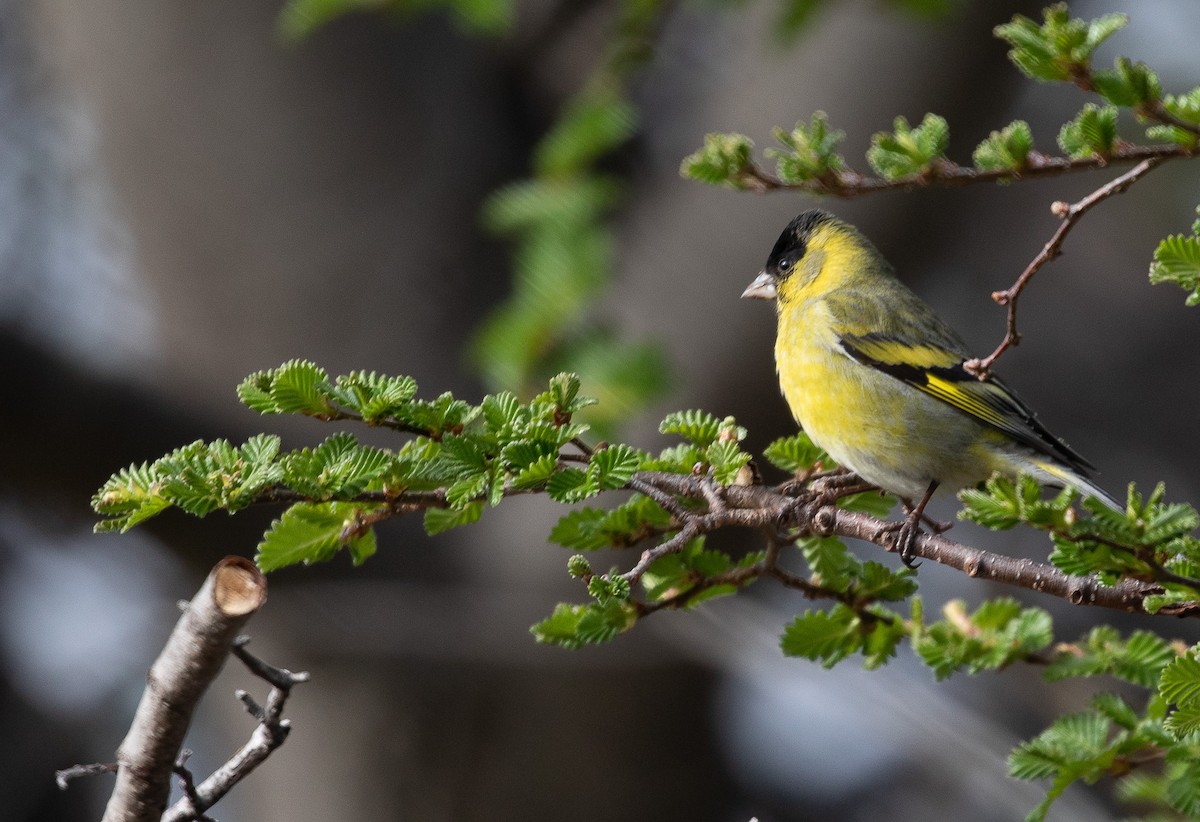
[773,297,999,498]
[775,298,899,455]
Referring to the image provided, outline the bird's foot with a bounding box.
[895,513,924,569]
[876,514,924,568]
[889,480,940,569]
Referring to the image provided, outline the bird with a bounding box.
[742,209,1119,566]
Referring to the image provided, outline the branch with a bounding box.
[736,142,1195,196]
[964,155,1167,377]
[161,638,309,822]
[627,472,1198,619]
[99,557,267,822]
[826,507,1193,616]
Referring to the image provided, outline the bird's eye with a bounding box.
[777,256,794,272]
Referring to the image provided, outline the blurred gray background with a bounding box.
[2,0,1198,819]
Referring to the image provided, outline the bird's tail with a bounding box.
[1029,458,1123,512]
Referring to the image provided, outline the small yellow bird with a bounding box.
[742,210,1118,565]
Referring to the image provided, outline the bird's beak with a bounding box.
[741,271,777,300]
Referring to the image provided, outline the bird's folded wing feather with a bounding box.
[837,331,1094,473]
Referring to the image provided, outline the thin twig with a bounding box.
[160,639,309,822]
[620,521,700,587]
[627,475,691,521]
[231,635,311,692]
[172,751,214,822]
[55,762,117,790]
[964,156,1167,378]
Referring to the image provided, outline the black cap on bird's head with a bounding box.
[742,210,837,301]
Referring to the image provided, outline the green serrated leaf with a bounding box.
[256,502,375,572]
[855,562,918,602]
[866,113,949,181]
[551,495,673,552]
[1148,87,1200,148]
[151,440,236,517]
[1165,704,1200,738]
[762,433,828,473]
[1009,710,1112,778]
[510,454,560,490]
[1150,228,1200,307]
[1161,654,1200,707]
[915,598,1052,680]
[995,5,1127,83]
[1092,692,1139,730]
[1047,627,1177,687]
[530,600,637,648]
[588,444,641,491]
[532,372,596,417]
[237,370,280,413]
[396,392,479,439]
[423,501,484,535]
[1058,104,1119,159]
[1093,56,1160,108]
[546,467,596,503]
[767,111,846,183]
[972,120,1034,173]
[446,471,489,509]
[270,359,334,416]
[659,409,723,448]
[1167,760,1200,817]
[281,432,393,499]
[240,433,282,466]
[780,606,861,668]
[799,535,855,591]
[480,391,526,435]
[958,474,1023,529]
[549,508,612,550]
[680,132,755,188]
[92,461,173,532]
[332,371,419,422]
[1145,501,1200,544]
[706,439,751,485]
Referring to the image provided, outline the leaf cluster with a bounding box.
[534,410,768,647]
[914,598,1053,680]
[767,112,845,184]
[1003,626,1200,821]
[866,113,949,181]
[96,364,606,569]
[1150,207,1200,307]
[1008,645,1200,822]
[1008,694,1173,822]
[993,4,1126,86]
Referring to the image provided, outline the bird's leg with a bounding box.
[919,511,953,534]
[895,480,939,568]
